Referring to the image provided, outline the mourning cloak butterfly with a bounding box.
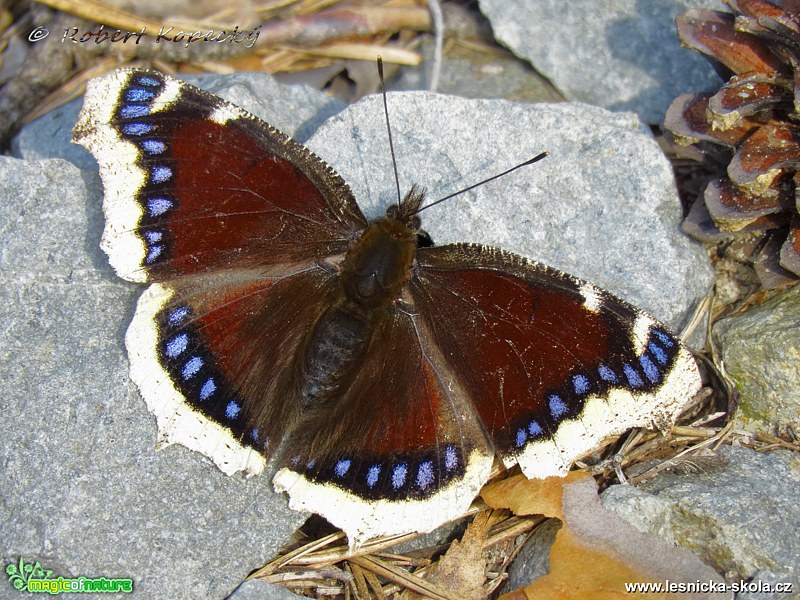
[73,69,702,547]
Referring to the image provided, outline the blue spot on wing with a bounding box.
[181,356,203,380]
[125,88,156,102]
[598,364,618,383]
[623,363,644,388]
[151,166,172,184]
[366,465,381,488]
[335,459,351,478]
[549,394,568,420]
[135,75,161,87]
[639,354,660,383]
[444,445,458,471]
[168,306,189,326]
[145,245,162,263]
[516,428,527,447]
[165,333,188,358]
[225,400,240,419]
[652,329,675,348]
[572,374,590,395]
[391,463,407,489]
[147,197,172,216]
[141,139,166,155]
[120,104,150,119]
[416,461,434,489]
[199,378,216,400]
[122,122,153,136]
[648,341,668,365]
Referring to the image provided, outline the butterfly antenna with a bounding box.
[377,56,403,208]
[413,151,549,215]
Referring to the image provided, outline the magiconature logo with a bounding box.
[4,557,133,594]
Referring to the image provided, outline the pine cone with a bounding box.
[664,0,800,287]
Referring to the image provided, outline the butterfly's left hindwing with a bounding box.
[411,244,701,479]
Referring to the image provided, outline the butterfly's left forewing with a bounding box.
[410,244,702,479]
[74,69,367,284]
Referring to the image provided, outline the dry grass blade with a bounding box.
[32,0,198,33]
[296,43,420,65]
[627,421,736,484]
[349,555,461,600]
[252,531,345,578]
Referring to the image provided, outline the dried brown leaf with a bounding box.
[481,471,590,521]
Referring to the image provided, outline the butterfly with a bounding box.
[73,69,702,548]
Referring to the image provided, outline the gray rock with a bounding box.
[505,519,561,591]
[306,94,712,337]
[11,72,345,168]
[477,0,725,123]
[738,570,800,600]
[712,285,800,432]
[394,35,563,103]
[602,445,800,580]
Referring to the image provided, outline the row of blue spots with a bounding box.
[117,78,173,192]
[331,445,461,492]
[143,230,163,264]
[516,418,545,448]
[162,324,240,424]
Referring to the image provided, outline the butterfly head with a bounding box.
[386,184,426,231]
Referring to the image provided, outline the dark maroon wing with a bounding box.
[73,69,366,284]
[272,300,494,547]
[409,244,701,480]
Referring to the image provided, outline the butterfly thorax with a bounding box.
[298,197,419,408]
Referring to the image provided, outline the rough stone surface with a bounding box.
[505,519,561,591]
[712,285,800,432]
[306,93,712,338]
[477,0,725,123]
[602,445,800,581]
[738,570,800,600]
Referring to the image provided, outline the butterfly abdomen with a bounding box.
[298,215,417,409]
